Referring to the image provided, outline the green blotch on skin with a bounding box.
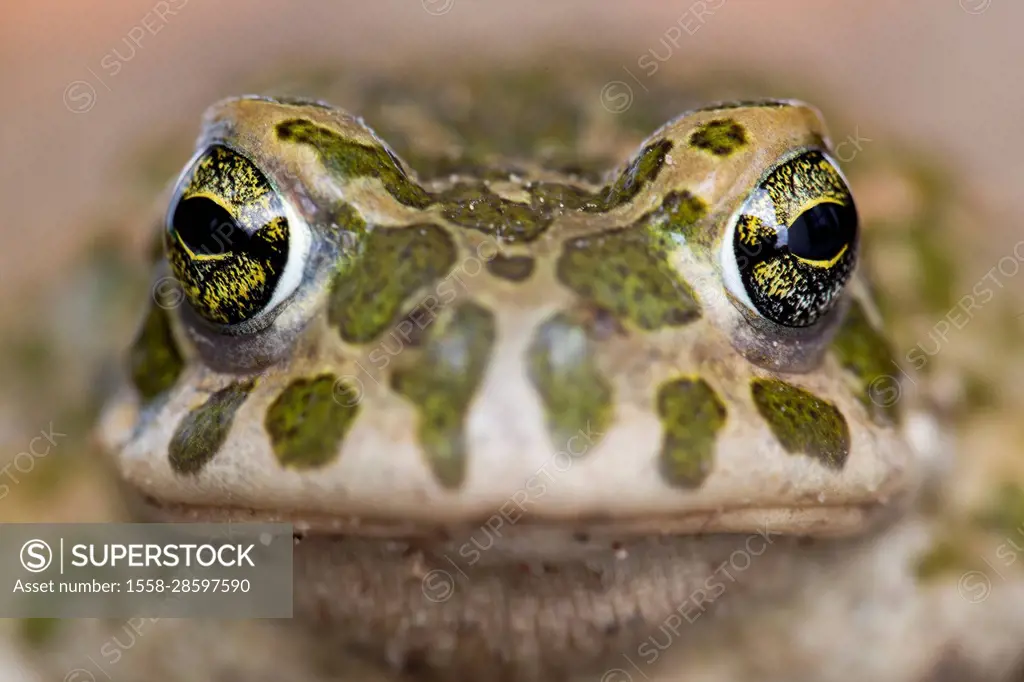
[20,618,60,648]
[557,226,701,330]
[689,119,748,156]
[326,201,368,240]
[751,379,850,469]
[265,374,360,468]
[390,302,496,489]
[486,254,535,282]
[439,183,551,243]
[660,190,707,226]
[593,139,673,211]
[276,119,434,209]
[529,181,601,212]
[328,223,456,344]
[975,484,1024,534]
[128,302,184,402]
[168,379,255,475]
[831,300,902,426]
[441,180,612,243]
[651,190,709,247]
[657,377,726,488]
[526,313,613,450]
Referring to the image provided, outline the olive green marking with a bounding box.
[264,374,360,469]
[440,180,611,243]
[656,378,726,488]
[276,119,434,209]
[439,183,551,243]
[592,139,673,211]
[751,379,850,469]
[526,313,613,450]
[650,190,709,247]
[128,302,184,402]
[486,254,535,282]
[529,181,602,212]
[328,223,457,344]
[557,226,701,330]
[689,119,748,156]
[168,379,256,475]
[321,200,368,253]
[390,302,496,489]
[831,300,902,426]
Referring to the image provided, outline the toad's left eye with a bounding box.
[164,145,310,327]
[721,149,858,328]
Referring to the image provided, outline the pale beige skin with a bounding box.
[11,68,1006,682]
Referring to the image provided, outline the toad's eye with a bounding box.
[164,145,310,327]
[721,149,858,328]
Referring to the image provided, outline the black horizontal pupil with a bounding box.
[172,197,244,256]
[786,201,857,262]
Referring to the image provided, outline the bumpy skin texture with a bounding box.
[63,65,1024,682]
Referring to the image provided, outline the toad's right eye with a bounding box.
[164,144,310,328]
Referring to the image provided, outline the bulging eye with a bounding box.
[721,149,858,327]
[164,145,310,327]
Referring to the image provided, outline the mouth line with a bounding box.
[128,489,898,542]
